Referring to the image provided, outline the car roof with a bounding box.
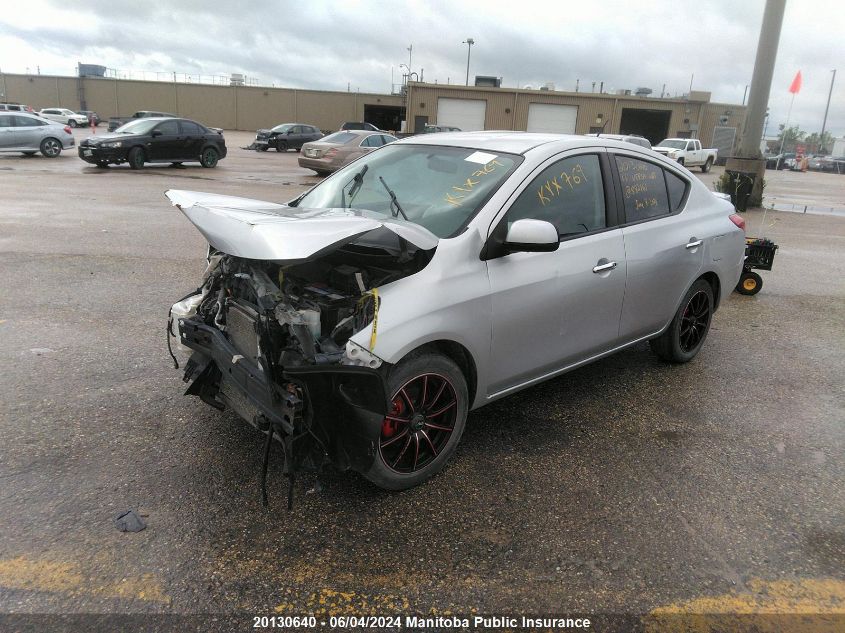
[396,131,615,155]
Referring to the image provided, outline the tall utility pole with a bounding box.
[738,0,786,158]
[463,38,474,86]
[820,69,836,153]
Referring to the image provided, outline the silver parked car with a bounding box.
[0,112,75,157]
[166,132,746,495]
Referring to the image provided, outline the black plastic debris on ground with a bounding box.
[114,510,146,532]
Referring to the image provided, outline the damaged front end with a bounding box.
[165,190,436,505]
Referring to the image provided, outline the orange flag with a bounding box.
[788,71,802,94]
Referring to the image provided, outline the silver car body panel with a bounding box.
[164,190,439,262]
[175,134,744,411]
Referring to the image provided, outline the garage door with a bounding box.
[526,103,578,134]
[437,98,486,131]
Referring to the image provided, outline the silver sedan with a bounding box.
[167,132,746,494]
[0,112,75,157]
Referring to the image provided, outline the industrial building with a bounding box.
[405,82,747,157]
[1,71,746,158]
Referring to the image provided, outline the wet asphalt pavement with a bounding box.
[0,131,843,631]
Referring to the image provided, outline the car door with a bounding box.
[485,151,627,394]
[611,152,704,340]
[0,114,17,148]
[13,115,46,149]
[179,120,205,158]
[147,119,182,161]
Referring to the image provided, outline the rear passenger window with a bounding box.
[180,121,202,135]
[665,170,689,211]
[155,120,180,135]
[14,116,42,127]
[505,154,606,237]
[615,156,671,222]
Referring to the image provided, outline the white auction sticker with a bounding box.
[464,151,498,164]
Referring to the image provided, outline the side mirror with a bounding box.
[503,219,559,253]
[151,130,162,137]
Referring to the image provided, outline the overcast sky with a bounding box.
[1,0,843,137]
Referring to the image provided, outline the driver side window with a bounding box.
[504,154,606,238]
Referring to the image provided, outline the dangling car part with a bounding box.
[167,133,745,502]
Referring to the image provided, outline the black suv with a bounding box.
[254,123,322,151]
[78,117,227,169]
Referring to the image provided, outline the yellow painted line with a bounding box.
[645,577,845,633]
[0,556,170,604]
[275,587,410,617]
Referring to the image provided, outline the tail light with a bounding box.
[324,148,338,158]
[63,126,72,134]
[729,213,746,232]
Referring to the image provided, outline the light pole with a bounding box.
[462,38,474,86]
[819,69,836,153]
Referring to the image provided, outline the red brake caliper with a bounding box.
[382,396,405,437]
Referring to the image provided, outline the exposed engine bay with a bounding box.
[169,228,433,507]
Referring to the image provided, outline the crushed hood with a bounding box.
[165,190,439,262]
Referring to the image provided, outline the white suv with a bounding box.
[38,108,89,128]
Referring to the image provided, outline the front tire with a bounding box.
[128,146,145,169]
[276,140,288,152]
[40,138,62,158]
[364,353,468,490]
[200,147,219,168]
[701,158,712,173]
[677,157,685,167]
[650,279,714,363]
[68,119,77,128]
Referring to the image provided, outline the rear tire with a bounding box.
[650,279,714,363]
[200,147,219,168]
[128,146,145,169]
[701,158,712,173]
[39,138,62,158]
[364,353,468,490]
[735,271,763,295]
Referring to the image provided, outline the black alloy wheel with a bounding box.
[200,147,219,168]
[678,289,711,353]
[379,373,459,474]
[365,353,467,490]
[128,146,145,169]
[276,140,288,152]
[650,278,714,363]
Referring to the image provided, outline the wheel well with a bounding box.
[414,340,477,405]
[699,271,721,310]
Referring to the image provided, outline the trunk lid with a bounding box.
[165,190,438,263]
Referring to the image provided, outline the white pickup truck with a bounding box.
[652,138,718,172]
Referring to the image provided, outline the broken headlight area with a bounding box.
[168,234,431,506]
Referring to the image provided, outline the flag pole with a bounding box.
[776,91,796,169]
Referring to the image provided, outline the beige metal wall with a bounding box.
[0,73,403,132]
[406,83,746,149]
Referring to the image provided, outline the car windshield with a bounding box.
[657,140,687,149]
[295,144,520,238]
[271,124,293,133]
[115,119,164,134]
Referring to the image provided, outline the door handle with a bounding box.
[685,239,703,249]
[592,261,617,273]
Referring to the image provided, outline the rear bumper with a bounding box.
[298,156,338,172]
[177,317,387,474]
